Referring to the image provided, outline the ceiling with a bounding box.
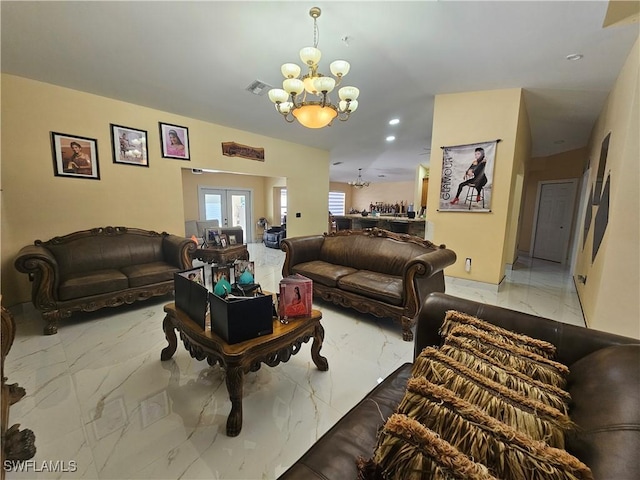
[1,1,638,183]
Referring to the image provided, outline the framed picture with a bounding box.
[212,265,231,286]
[51,132,100,180]
[219,234,229,248]
[204,228,221,247]
[228,234,237,245]
[110,124,148,167]
[177,266,205,286]
[233,260,255,284]
[159,122,190,160]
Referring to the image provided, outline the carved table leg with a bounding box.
[160,314,178,361]
[311,323,329,371]
[225,366,244,437]
[6,383,26,405]
[4,424,36,461]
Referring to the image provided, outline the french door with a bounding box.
[198,187,253,241]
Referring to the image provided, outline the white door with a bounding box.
[532,181,577,263]
[198,187,253,240]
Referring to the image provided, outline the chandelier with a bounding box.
[268,7,359,129]
[349,168,370,188]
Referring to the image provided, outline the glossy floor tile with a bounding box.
[4,244,585,479]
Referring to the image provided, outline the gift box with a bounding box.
[174,273,209,330]
[278,274,313,320]
[209,292,273,344]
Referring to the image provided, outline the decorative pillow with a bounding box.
[439,339,570,413]
[394,378,593,480]
[445,325,569,387]
[412,347,573,447]
[357,413,498,480]
[440,310,557,358]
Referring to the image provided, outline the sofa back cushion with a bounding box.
[318,235,434,275]
[565,344,640,480]
[49,233,165,276]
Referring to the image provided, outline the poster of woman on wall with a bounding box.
[439,140,499,212]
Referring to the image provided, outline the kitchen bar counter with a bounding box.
[333,215,426,237]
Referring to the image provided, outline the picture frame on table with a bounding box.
[204,228,221,247]
[228,234,237,245]
[51,132,100,180]
[212,265,231,286]
[159,122,190,160]
[110,124,149,167]
[219,234,229,248]
[176,266,205,286]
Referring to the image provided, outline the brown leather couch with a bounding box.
[14,226,195,335]
[278,292,640,480]
[281,228,456,341]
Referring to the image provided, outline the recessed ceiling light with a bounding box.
[566,53,583,61]
[388,118,400,125]
[386,136,396,142]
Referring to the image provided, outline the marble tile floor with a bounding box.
[4,244,585,479]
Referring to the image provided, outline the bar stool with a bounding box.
[463,185,485,209]
[389,222,410,234]
[359,219,378,230]
[335,218,352,231]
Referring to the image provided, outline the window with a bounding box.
[280,188,287,224]
[328,191,346,216]
[278,190,346,220]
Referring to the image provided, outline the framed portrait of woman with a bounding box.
[159,122,190,160]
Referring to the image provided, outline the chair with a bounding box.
[263,225,286,249]
[389,222,410,234]
[335,218,352,231]
[463,185,485,209]
[359,219,378,230]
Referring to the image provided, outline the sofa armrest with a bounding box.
[402,248,456,318]
[281,236,325,277]
[14,244,60,309]
[415,292,639,366]
[162,235,196,269]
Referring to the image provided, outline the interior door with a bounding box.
[532,181,577,263]
[198,187,252,241]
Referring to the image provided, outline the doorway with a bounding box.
[530,180,578,263]
[198,187,253,242]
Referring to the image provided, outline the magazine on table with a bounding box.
[278,274,312,320]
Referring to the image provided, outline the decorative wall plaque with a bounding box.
[221,142,265,161]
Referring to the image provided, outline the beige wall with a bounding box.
[1,74,329,306]
[349,181,416,213]
[574,37,639,338]
[428,88,525,284]
[518,148,587,254]
[503,93,531,267]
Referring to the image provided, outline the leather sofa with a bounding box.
[281,228,457,341]
[263,225,286,249]
[279,292,640,480]
[14,226,195,335]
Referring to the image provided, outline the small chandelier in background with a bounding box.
[349,168,370,189]
[268,7,359,129]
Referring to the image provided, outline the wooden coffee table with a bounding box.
[190,244,249,264]
[160,302,328,436]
